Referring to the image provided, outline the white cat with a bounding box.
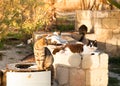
[82,40,99,55]
[46,32,68,44]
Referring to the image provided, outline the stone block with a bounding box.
[109,11,120,19]
[119,20,120,26]
[113,34,120,40]
[80,20,94,33]
[99,53,109,69]
[69,68,85,86]
[82,54,99,69]
[113,27,120,39]
[86,34,96,40]
[99,69,108,86]
[118,39,120,47]
[53,53,82,68]
[56,66,69,85]
[102,18,118,29]
[94,11,109,18]
[95,28,113,41]
[75,20,93,33]
[106,38,117,56]
[86,69,108,86]
[113,28,120,34]
[76,10,93,20]
[94,19,102,28]
[75,10,93,33]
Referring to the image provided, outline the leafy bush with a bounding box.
[56,24,74,32]
[0,0,54,42]
[108,0,120,9]
[0,42,4,50]
[109,57,120,65]
[108,77,119,86]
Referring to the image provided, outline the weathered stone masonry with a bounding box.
[54,53,108,86]
[75,10,120,57]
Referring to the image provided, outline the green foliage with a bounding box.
[108,77,119,86]
[0,42,4,50]
[7,33,22,39]
[56,24,74,32]
[108,0,120,9]
[109,57,120,65]
[0,0,52,42]
[109,57,120,74]
[110,68,120,74]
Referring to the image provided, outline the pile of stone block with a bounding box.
[53,53,108,86]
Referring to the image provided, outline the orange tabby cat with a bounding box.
[34,37,54,70]
[34,37,54,85]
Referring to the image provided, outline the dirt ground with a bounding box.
[0,44,33,69]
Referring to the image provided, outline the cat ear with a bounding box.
[94,40,97,43]
[94,40,97,47]
[86,39,90,46]
[94,40,97,44]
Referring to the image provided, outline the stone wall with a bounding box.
[53,53,108,86]
[75,10,120,57]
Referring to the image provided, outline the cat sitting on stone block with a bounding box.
[52,39,97,56]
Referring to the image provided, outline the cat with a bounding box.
[86,39,97,48]
[82,39,98,55]
[77,25,98,51]
[52,44,84,55]
[21,37,54,85]
[78,24,88,42]
[33,37,54,85]
[0,70,3,86]
[33,37,54,70]
[21,53,35,62]
[53,31,61,36]
[46,31,68,44]
[52,39,97,55]
[71,24,88,43]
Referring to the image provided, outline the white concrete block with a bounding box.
[70,68,85,86]
[99,53,109,69]
[53,53,82,68]
[56,66,69,85]
[82,54,99,69]
[86,69,108,86]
